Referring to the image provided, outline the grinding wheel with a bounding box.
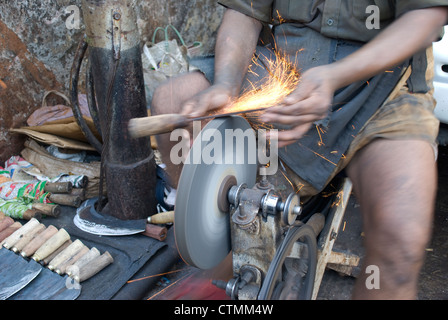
[175,116,257,270]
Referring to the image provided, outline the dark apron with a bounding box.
[246,24,416,192]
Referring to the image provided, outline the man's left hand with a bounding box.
[261,65,336,147]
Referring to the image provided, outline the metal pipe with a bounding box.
[71,0,157,220]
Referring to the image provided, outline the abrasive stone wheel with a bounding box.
[174,116,258,270]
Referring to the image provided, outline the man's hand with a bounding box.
[181,83,234,118]
[181,9,262,118]
[261,66,337,147]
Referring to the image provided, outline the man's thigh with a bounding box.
[151,71,211,115]
[347,138,436,266]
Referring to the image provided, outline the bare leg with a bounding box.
[151,71,211,188]
[346,139,437,299]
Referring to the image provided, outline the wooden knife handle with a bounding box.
[0,222,22,243]
[22,209,42,220]
[0,216,14,232]
[70,188,86,201]
[48,239,84,271]
[32,228,70,262]
[128,114,189,138]
[31,203,61,218]
[12,223,46,253]
[74,251,114,283]
[48,194,82,208]
[66,247,100,277]
[20,225,58,258]
[42,240,71,265]
[44,182,73,194]
[56,245,89,275]
[0,216,15,233]
[147,211,174,224]
[142,224,167,241]
[2,218,40,249]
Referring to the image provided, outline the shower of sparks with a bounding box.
[222,49,301,116]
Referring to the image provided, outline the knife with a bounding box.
[47,239,85,271]
[19,225,58,258]
[71,251,114,283]
[1,218,40,249]
[31,228,71,262]
[11,223,46,253]
[0,222,70,299]
[56,245,89,275]
[10,248,112,300]
[66,247,100,278]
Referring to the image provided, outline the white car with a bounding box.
[433,25,448,144]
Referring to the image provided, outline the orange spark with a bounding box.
[298,142,337,166]
[316,125,324,147]
[275,10,286,24]
[279,169,304,194]
[146,272,192,300]
[331,189,346,208]
[127,268,185,284]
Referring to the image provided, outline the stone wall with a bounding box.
[0,0,224,163]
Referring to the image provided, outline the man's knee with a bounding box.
[151,80,175,115]
[151,71,211,116]
[363,212,431,289]
[376,245,426,291]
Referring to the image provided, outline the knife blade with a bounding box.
[0,225,72,300]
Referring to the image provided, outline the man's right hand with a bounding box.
[181,9,262,119]
[181,83,235,118]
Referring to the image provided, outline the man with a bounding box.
[151,1,448,299]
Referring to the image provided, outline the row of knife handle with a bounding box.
[0,217,113,283]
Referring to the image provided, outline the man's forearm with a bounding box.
[214,9,262,96]
[327,7,448,90]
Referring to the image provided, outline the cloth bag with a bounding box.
[142,25,201,104]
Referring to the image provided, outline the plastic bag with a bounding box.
[142,25,196,104]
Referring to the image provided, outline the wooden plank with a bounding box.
[312,178,353,300]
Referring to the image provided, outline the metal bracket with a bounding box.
[111,9,122,60]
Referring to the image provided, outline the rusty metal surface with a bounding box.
[71,0,157,221]
[82,0,140,51]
